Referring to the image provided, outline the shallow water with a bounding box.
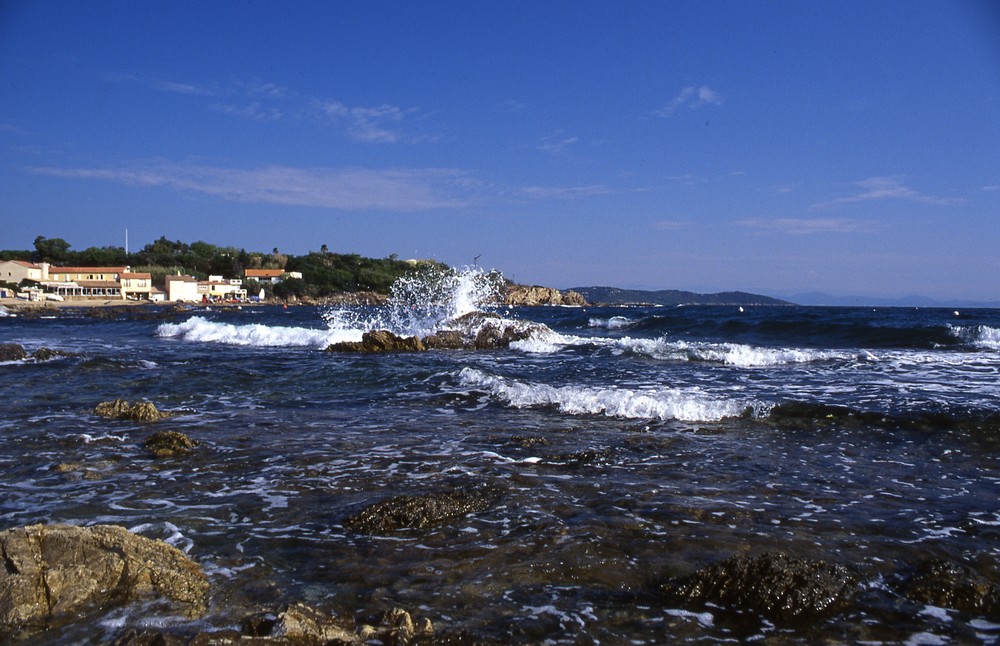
[2,298,1000,643]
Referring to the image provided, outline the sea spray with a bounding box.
[322,266,507,338]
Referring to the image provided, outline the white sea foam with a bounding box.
[156,316,360,348]
[457,367,762,422]
[588,316,632,329]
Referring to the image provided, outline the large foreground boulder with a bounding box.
[0,524,208,637]
[660,551,856,624]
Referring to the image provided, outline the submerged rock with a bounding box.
[117,603,434,645]
[660,551,856,623]
[0,343,27,362]
[95,399,172,422]
[901,557,1000,615]
[145,430,199,458]
[327,330,426,353]
[0,524,208,638]
[344,485,504,533]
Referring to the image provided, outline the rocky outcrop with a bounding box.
[95,399,173,422]
[0,344,75,362]
[0,524,208,638]
[145,431,199,458]
[327,330,426,353]
[504,284,588,306]
[327,313,551,353]
[659,551,857,624]
[343,485,505,534]
[0,343,27,362]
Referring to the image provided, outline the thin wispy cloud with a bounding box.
[536,134,579,156]
[813,176,961,208]
[32,163,472,211]
[654,85,724,117]
[519,184,616,199]
[111,70,431,143]
[322,101,412,144]
[107,72,216,96]
[736,217,869,235]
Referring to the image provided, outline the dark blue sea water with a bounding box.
[2,281,999,643]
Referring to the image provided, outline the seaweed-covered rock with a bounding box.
[327,330,426,353]
[0,343,27,362]
[145,431,199,458]
[901,557,1000,615]
[660,551,856,623]
[95,399,172,421]
[0,524,208,638]
[344,485,504,533]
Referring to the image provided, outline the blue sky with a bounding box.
[2,1,998,302]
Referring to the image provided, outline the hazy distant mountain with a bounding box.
[787,292,1000,308]
[570,286,790,306]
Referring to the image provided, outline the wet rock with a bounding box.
[0,343,26,362]
[145,430,200,458]
[118,604,434,645]
[0,524,208,638]
[422,329,468,349]
[901,557,1000,615]
[660,551,856,623]
[30,347,73,361]
[344,485,504,533]
[268,602,357,642]
[95,399,173,422]
[327,330,426,353]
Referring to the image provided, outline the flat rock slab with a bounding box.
[0,524,208,637]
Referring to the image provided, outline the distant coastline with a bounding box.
[569,286,790,307]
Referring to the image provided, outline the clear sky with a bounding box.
[2,1,999,302]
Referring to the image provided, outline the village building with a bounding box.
[245,268,286,283]
[0,260,49,284]
[165,275,200,302]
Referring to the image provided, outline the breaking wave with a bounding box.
[457,367,764,422]
[156,316,358,348]
[613,338,855,367]
[951,324,1000,350]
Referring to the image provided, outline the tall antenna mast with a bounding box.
[125,229,129,256]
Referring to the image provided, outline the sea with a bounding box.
[2,269,999,644]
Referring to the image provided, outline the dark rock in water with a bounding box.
[0,524,208,639]
[145,430,199,458]
[0,343,27,362]
[115,602,434,645]
[327,330,426,353]
[344,485,504,533]
[95,399,172,422]
[901,557,1000,615]
[660,551,856,623]
[30,347,73,361]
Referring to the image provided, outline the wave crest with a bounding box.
[457,367,763,422]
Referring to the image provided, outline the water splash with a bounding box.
[323,266,506,337]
